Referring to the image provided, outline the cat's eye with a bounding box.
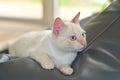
[82,33,86,37]
[70,35,77,41]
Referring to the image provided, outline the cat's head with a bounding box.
[52,12,87,52]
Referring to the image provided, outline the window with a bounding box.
[0,0,43,20]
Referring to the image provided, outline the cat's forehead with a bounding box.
[65,22,85,33]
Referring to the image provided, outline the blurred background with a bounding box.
[0,0,111,21]
[0,0,111,44]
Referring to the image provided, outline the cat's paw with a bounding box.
[60,65,73,75]
[41,60,55,70]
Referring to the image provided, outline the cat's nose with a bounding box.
[77,38,87,48]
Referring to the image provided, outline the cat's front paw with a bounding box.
[60,65,73,75]
[41,60,55,70]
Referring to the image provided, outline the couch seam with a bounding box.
[82,14,120,53]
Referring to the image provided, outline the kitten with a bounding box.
[0,12,87,75]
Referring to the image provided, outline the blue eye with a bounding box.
[70,35,77,41]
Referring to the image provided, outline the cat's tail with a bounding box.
[0,53,17,63]
[0,54,9,63]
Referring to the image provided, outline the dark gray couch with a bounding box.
[0,0,120,80]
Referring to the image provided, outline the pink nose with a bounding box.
[77,38,87,48]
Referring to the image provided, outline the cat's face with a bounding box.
[53,12,87,52]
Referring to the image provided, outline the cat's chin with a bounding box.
[74,48,84,52]
[64,46,84,52]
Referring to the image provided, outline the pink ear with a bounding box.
[71,12,80,24]
[53,17,66,35]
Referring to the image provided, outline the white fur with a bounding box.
[9,30,77,66]
[8,20,86,75]
[0,12,86,75]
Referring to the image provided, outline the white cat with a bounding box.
[0,12,87,75]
